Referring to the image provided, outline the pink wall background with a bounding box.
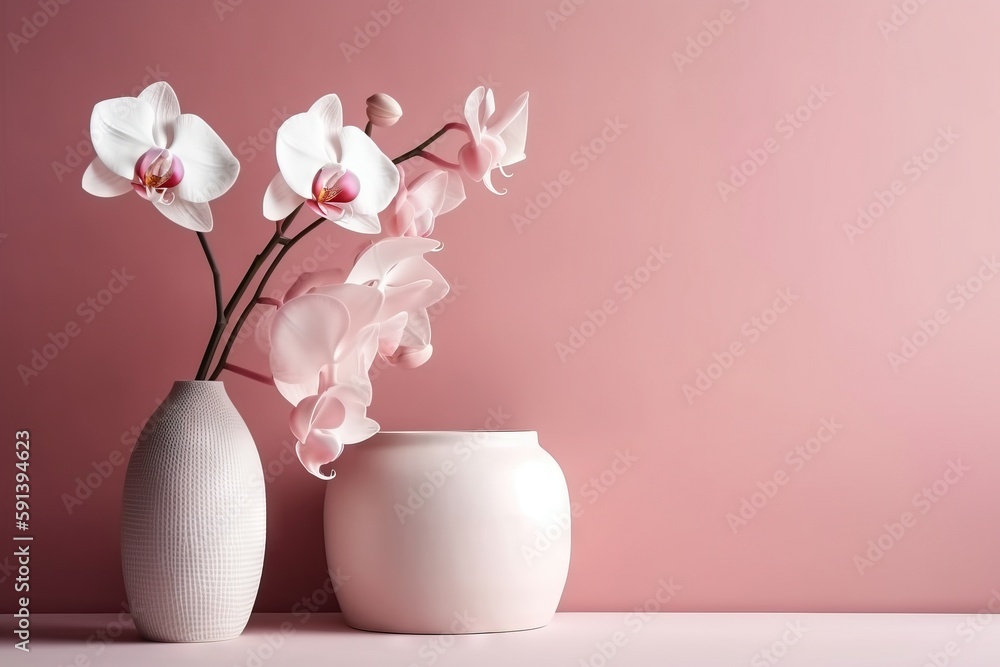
[3,0,1000,613]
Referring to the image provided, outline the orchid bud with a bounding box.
[366,93,402,127]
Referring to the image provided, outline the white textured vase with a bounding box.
[121,381,266,642]
[324,430,571,634]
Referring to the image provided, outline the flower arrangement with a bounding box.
[82,82,529,479]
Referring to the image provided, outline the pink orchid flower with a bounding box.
[263,94,399,233]
[346,237,450,368]
[276,237,450,370]
[290,382,379,480]
[383,166,465,238]
[82,82,240,232]
[457,87,528,194]
[268,285,389,406]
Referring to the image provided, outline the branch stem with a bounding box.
[195,232,225,380]
[415,150,460,170]
[392,122,470,165]
[209,217,327,380]
[225,204,303,319]
[222,362,274,386]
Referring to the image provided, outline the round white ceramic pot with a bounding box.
[121,381,266,642]
[324,430,571,634]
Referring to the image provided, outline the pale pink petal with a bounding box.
[263,172,304,221]
[463,86,485,144]
[169,114,240,203]
[295,431,345,480]
[289,394,320,442]
[384,198,416,237]
[253,303,277,353]
[386,343,434,369]
[483,88,496,126]
[336,414,380,445]
[274,378,313,408]
[305,283,385,345]
[382,280,437,318]
[408,170,450,216]
[152,198,213,232]
[400,308,432,348]
[90,97,155,179]
[337,126,399,215]
[386,256,450,301]
[378,311,409,356]
[284,268,346,302]
[492,92,529,166]
[138,82,181,147]
[325,385,380,444]
[352,325,380,382]
[481,162,505,195]
[325,329,377,406]
[276,112,330,199]
[82,159,132,197]
[411,209,435,237]
[440,170,466,215]
[269,294,350,404]
[309,389,349,430]
[346,237,442,286]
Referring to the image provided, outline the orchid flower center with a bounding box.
[313,165,360,205]
[305,165,361,221]
[132,147,184,205]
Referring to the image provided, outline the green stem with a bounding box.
[209,217,326,381]
[195,232,224,380]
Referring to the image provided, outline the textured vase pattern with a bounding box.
[325,430,571,634]
[121,381,266,642]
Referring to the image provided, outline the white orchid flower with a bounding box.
[82,82,239,232]
[263,94,399,233]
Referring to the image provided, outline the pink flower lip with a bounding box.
[313,165,360,205]
[458,135,503,182]
[134,147,184,189]
[132,147,184,203]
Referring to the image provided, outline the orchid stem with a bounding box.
[221,362,274,386]
[225,204,302,321]
[192,204,304,381]
[392,122,470,164]
[415,150,460,170]
[208,217,327,380]
[279,203,303,234]
[195,232,225,381]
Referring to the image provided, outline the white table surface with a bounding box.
[3,612,1000,666]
